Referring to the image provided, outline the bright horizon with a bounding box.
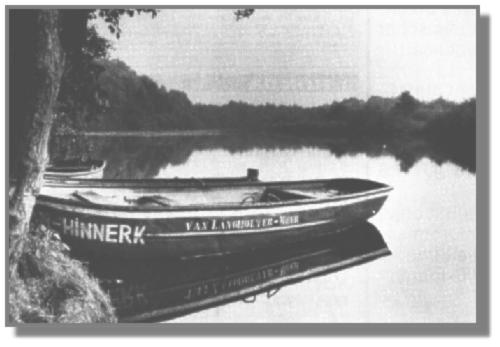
[95,9,476,107]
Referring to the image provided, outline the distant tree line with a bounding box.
[62,59,474,171]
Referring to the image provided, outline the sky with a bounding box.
[95,9,476,106]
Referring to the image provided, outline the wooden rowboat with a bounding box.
[44,159,107,179]
[33,171,393,259]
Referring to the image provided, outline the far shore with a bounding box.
[68,130,225,137]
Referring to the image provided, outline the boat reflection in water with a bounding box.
[86,222,390,322]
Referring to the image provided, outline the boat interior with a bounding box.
[39,179,388,208]
[42,186,336,207]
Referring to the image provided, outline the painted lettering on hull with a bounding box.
[185,215,299,232]
[60,218,146,245]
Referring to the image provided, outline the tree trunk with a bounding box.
[9,10,65,277]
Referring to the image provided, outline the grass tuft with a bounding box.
[9,225,116,323]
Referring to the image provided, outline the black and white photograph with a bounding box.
[6,6,477,325]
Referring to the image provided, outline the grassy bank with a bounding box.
[9,223,116,323]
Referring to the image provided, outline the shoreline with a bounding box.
[70,130,225,137]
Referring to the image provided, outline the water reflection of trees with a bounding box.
[38,60,474,179]
[51,131,475,180]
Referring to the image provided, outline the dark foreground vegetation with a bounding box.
[8,9,160,324]
[10,224,115,323]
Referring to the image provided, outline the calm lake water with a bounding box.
[63,134,476,323]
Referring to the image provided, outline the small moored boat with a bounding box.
[8,159,108,199]
[44,159,107,179]
[33,170,393,258]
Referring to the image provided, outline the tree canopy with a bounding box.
[9,9,157,174]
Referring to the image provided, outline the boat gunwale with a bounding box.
[36,179,393,213]
[42,175,250,186]
[41,176,388,188]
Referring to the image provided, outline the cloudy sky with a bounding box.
[95,9,476,106]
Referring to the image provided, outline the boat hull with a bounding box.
[34,190,390,258]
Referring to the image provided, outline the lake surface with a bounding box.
[60,134,476,323]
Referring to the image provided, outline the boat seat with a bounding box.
[260,188,314,202]
[240,192,263,205]
[72,191,100,204]
[72,191,175,207]
[260,188,340,202]
[72,191,133,206]
[124,195,172,207]
[281,189,339,199]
